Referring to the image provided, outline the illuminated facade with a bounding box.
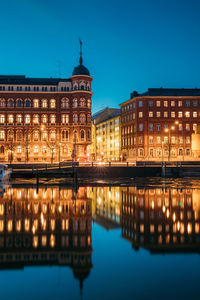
[0,185,92,288]
[89,108,120,161]
[120,88,200,161]
[121,186,200,252]
[0,49,92,163]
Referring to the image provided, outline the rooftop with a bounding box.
[92,107,120,125]
[0,75,71,85]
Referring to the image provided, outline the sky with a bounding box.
[0,0,200,113]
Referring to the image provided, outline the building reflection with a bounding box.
[0,185,92,291]
[121,186,200,253]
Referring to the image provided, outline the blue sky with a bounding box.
[0,0,200,113]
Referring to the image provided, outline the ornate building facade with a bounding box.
[120,88,200,161]
[0,50,92,163]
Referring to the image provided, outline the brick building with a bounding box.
[0,49,92,163]
[120,88,200,161]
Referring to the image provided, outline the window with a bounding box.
[149,136,154,144]
[17,146,21,154]
[80,113,86,123]
[16,114,22,124]
[164,136,168,143]
[139,123,143,131]
[186,101,190,107]
[139,136,143,144]
[87,130,91,140]
[8,114,14,124]
[179,124,183,131]
[80,98,86,107]
[33,99,39,108]
[171,136,176,144]
[7,99,14,107]
[171,112,175,118]
[42,99,47,108]
[0,146,4,153]
[171,101,175,107]
[139,148,144,157]
[156,101,160,107]
[138,101,143,107]
[149,112,153,117]
[149,124,153,131]
[50,131,56,140]
[16,130,22,141]
[87,99,91,108]
[33,131,39,141]
[50,115,56,124]
[156,124,161,131]
[178,111,182,118]
[156,111,161,117]
[149,101,153,107]
[186,124,190,131]
[0,131,5,140]
[80,130,85,140]
[42,114,47,123]
[87,114,91,124]
[0,115,5,124]
[164,101,168,107]
[43,146,47,153]
[33,114,39,124]
[157,136,161,144]
[61,114,69,124]
[186,136,190,144]
[25,99,31,107]
[164,112,168,118]
[34,146,39,153]
[73,114,78,123]
[0,99,5,107]
[186,148,190,155]
[178,101,182,107]
[149,148,154,157]
[139,112,143,118]
[185,111,190,118]
[16,99,22,107]
[193,112,197,118]
[50,99,56,108]
[25,114,31,124]
[193,101,197,107]
[73,98,78,107]
[42,131,47,141]
[61,98,69,108]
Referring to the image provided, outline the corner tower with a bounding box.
[70,40,93,161]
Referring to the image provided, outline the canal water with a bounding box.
[0,179,200,300]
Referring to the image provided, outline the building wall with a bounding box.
[0,75,92,163]
[121,96,200,161]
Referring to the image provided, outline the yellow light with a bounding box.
[32,225,36,235]
[98,197,101,205]
[177,221,180,231]
[165,128,169,133]
[162,205,166,213]
[166,209,170,218]
[175,121,179,125]
[151,201,154,209]
[58,205,62,213]
[171,126,175,130]
[187,223,192,234]
[173,212,176,222]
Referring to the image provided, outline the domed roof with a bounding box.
[72,64,90,76]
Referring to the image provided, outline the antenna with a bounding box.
[79,38,83,65]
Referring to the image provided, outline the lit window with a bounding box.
[7,220,12,232]
[0,115,5,124]
[149,136,154,144]
[61,98,69,108]
[171,101,175,107]
[17,146,21,153]
[42,99,47,108]
[34,146,39,153]
[50,114,56,124]
[171,112,175,118]
[61,114,69,124]
[73,114,78,123]
[80,113,86,123]
[157,136,161,144]
[8,114,14,124]
[149,111,153,117]
[50,99,56,108]
[42,114,47,123]
[186,124,190,131]
[80,98,86,107]
[33,114,39,124]
[178,111,182,118]
[193,112,197,118]
[156,101,160,107]
[185,111,190,118]
[73,98,78,107]
[42,146,47,153]
[16,114,22,123]
[156,111,161,117]
[164,101,168,107]
[0,131,5,140]
[50,131,56,140]
[171,136,176,144]
[164,112,168,118]
[179,124,183,131]
[33,99,39,108]
[25,114,31,124]
[186,136,190,144]
[87,99,91,108]
[178,101,182,107]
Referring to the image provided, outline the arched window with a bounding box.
[74,85,78,90]
[80,130,85,141]
[25,114,31,124]
[0,99,5,107]
[73,114,78,123]
[0,115,5,124]
[63,146,68,154]
[16,114,22,124]
[0,131,5,141]
[61,97,69,108]
[8,114,14,124]
[33,130,39,141]
[0,146,4,154]
[87,114,91,124]
[87,130,91,140]
[73,131,78,142]
[80,113,86,124]
[42,131,47,141]
[16,130,22,141]
[87,99,91,108]
[42,99,47,108]
[73,98,78,107]
[34,146,39,153]
[87,85,90,91]
[50,114,56,124]
[66,131,69,140]
[80,85,84,90]
[50,99,56,108]
[8,130,14,141]
[42,114,47,123]
[25,99,31,107]
[33,99,39,108]
[80,98,85,107]
[50,131,56,140]
[62,130,65,140]
[7,99,14,107]
[33,114,39,124]
[16,99,22,107]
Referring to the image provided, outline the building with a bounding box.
[120,88,200,161]
[121,186,200,253]
[0,46,92,163]
[88,107,120,161]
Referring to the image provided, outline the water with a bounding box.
[0,179,200,300]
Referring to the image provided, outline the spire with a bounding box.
[79,38,83,65]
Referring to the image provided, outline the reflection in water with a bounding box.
[0,183,200,296]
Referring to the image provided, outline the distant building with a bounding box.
[120,88,200,161]
[88,107,121,161]
[0,45,92,163]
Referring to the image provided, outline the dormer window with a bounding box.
[74,85,78,90]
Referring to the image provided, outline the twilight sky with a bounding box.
[0,0,200,113]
